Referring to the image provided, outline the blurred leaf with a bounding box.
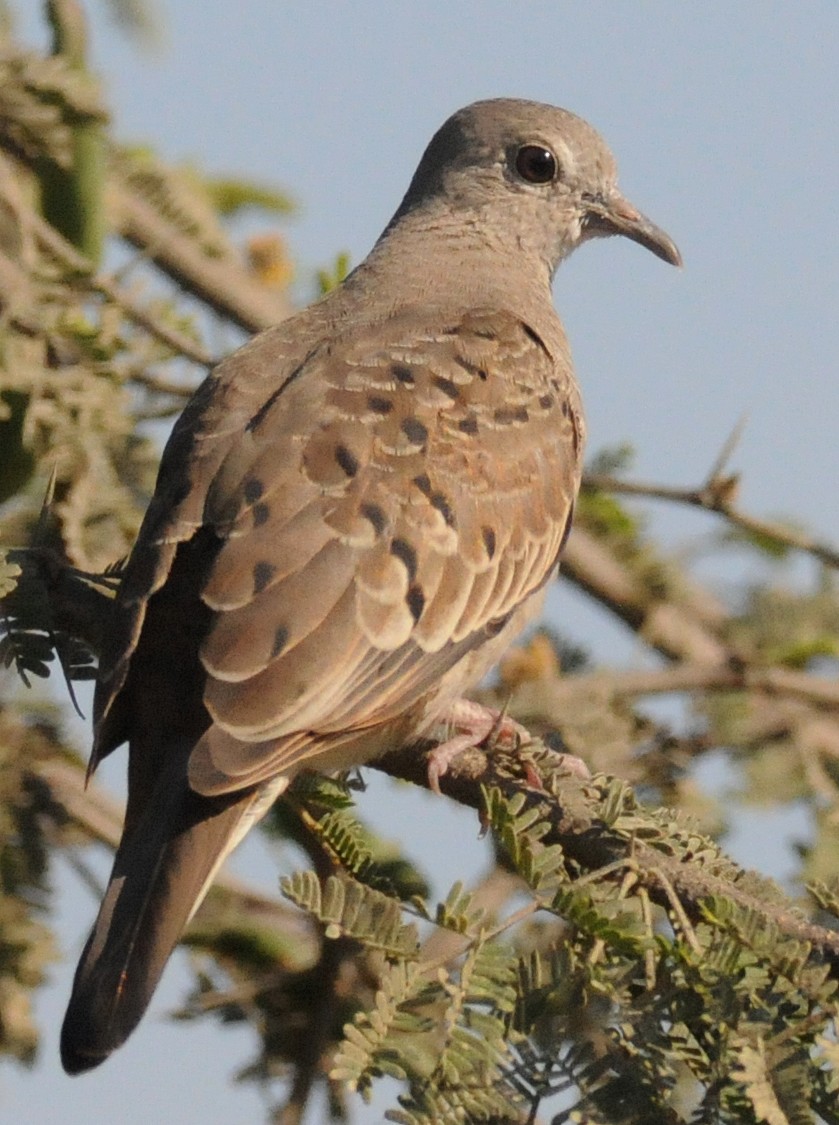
[577,488,642,543]
[720,522,802,560]
[585,442,635,476]
[317,251,351,294]
[205,176,295,217]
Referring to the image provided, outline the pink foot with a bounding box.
[426,699,530,793]
[550,753,591,780]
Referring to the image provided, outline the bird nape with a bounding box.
[60,98,679,1075]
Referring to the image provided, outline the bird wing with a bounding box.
[94,306,583,795]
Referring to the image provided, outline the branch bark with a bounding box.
[376,738,839,964]
[109,179,293,334]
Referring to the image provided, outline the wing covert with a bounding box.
[191,307,584,791]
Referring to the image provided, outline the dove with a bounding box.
[60,97,679,1074]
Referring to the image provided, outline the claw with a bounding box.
[426,698,531,792]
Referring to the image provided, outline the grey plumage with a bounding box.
[61,98,679,1074]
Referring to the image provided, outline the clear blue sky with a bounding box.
[7,3,839,1123]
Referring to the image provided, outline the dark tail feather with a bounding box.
[60,761,266,1075]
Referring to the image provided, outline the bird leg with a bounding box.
[426,698,531,793]
[426,699,592,793]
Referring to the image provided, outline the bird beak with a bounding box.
[583,191,682,267]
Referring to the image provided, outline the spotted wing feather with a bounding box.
[180,308,583,793]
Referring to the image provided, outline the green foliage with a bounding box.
[282,872,419,959]
[586,442,636,476]
[335,937,523,1122]
[483,788,566,893]
[3,9,839,1124]
[0,391,37,503]
[0,547,96,713]
[0,705,74,1065]
[276,774,431,902]
[114,145,235,258]
[727,582,839,670]
[0,552,21,598]
[317,250,352,294]
[204,176,295,218]
[721,521,798,561]
[0,38,106,169]
[333,960,434,1090]
[434,881,486,934]
[264,771,839,1121]
[577,484,642,544]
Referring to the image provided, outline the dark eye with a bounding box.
[514,144,558,184]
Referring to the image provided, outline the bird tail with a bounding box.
[60,756,284,1075]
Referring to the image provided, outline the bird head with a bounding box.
[390,98,681,280]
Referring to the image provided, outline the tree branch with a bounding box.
[583,471,839,569]
[29,206,217,367]
[40,728,839,985]
[375,739,839,964]
[509,661,839,712]
[109,178,293,334]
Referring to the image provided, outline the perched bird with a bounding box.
[61,98,680,1074]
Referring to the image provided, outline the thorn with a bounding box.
[706,414,747,485]
[34,464,59,544]
[485,695,512,749]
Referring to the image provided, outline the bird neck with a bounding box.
[346,201,560,334]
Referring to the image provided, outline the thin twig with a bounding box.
[511,662,839,712]
[95,274,215,367]
[706,414,747,482]
[375,740,839,964]
[583,472,839,569]
[29,208,218,367]
[129,368,201,398]
[111,179,293,334]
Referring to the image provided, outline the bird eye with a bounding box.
[514,144,558,185]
